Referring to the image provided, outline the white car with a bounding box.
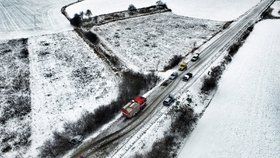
[191,53,200,61]
[182,73,193,81]
[169,72,178,80]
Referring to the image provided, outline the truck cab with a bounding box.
[121,96,147,118]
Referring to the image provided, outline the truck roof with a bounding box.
[123,102,139,113]
[134,96,146,104]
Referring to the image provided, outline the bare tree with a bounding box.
[85,9,92,17]
[128,4,137,15]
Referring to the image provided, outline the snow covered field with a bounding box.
[0,0,74,40]
[0,31,119,157]
[93,12,224,72]
[178,20,280,158]
[27,31,119,157]
[163,0,259,21]
[271,1,280,17]
[66,0,259,21]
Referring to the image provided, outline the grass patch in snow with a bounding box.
[0,38,31,155]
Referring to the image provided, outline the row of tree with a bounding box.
[70,0,166,27]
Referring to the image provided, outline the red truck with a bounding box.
[121,96,147,118]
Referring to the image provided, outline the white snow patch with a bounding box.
[162,0,259,21]
[271,1,280,17]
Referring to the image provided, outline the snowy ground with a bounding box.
[66,0,259,21]
[0,31,119,157]
[178,20,280,158]
[93,12,224,73]
[163,0,259,21]
[271,1,280,17]
[27,31,119,157]
[0,0,75,40]
[0,38,31,157]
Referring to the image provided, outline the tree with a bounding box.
[79,11,84,20]
[85,9,92,17]
[128,4,137,14]
[70,14,82,27]
[156,0,165,6]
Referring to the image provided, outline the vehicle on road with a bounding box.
[163,94,175,106]
[169,72,178,80]
[121,96,147,118]
[161,79,172,87]
[179,61,188,71]
[182,72,193,81]
[191,53,200,61]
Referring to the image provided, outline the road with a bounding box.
[68,0,275,157]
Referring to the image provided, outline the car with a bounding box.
[163,94,175,106]
[160,79,172,87]
[191,53,200,61]
[182,72,193,81]
[169,72,178,80]
[178,61,187,71]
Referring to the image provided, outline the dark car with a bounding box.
[169,72,178,80]
[182,72,193,81]
[163,95,175,106]
[191,53,200,61]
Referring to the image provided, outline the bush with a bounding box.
[228,25,253,57]
[19,48,29,58]
[40,132,75,157]
[222,21,233,29]
[128,4,137,12]
[156,0,165,6]
[84,31,99,44]
[70,14,82,27]
[163,55,183,71]
[145,135,176,158]
[134,135,176,158]
[201,65,224,94]
[171,106,196,137]
[0,95,31,124]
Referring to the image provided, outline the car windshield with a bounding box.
[165,97,171,102]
